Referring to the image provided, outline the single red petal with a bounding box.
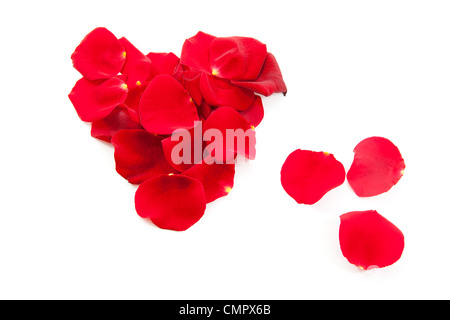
[111,129,177,184]
[139,75,199,135]
[161,121,205,172]
[280,150,345,205]
[135,174,206,231]
[71,27,126,80]
[173,69,203,106]
[91,106,142,143]
[147,52,180,80]
[200,73,255,111]
[239,95,264,128]
[182,159,235,203]
[232,53,287,96]
[209,36,267,81]
[339,210,405,270]
[203,107,256,162]
[347,137,406,197]
[68,77,128,122]
[180,31,216,72]
[119,37,152,88]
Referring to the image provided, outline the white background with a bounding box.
[1,0,449,300]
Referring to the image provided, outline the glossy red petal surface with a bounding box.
[139,75,199,135]
[111,129,177,184]
[180,31,216,72]
[339,210,405,270]
[203,107,256,162]
[119,37,152,88]
[347,137,406,197]
[239,95,264,128]
[280,150,345,205]
[200,73,255,111]
[71,27,126,80]
[147,52,180,80]
[135,174,206,231]
[68,77,128,122]
[232,53,287,96]
[210,36,267,81]
[91,106,142,143]
[182,159,235,203]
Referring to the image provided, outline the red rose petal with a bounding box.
[111,129,177,184]
[232,53,287,96]
[280,150,345,205]
[173,69,204,106]
[203,107,256,162]
[68,77,128,122]
[180,31,216,73]
[239,95,264,128]
[71,27,126,81]
[347,137,406,197]
[200,73,255,111]
[182,159,235,203]
[91,106,142,143]
[135,174,206,231]
[123,84,146,121]
[139,74,199,135]
[119,37,152,88]
[209,36,267,81]
[147,52,180,80]
[197,100,213,120]
[161,121,204,172]
[339,210,405,270]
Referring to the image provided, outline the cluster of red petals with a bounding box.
[180,32,287,99]
[69,28,287,231]
[281,138,406,269]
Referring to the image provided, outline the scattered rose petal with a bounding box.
[111,129,177,184]
[71,27,126,81]
[91,106,142,143]
[139,74,199,135]
[232,53,287,96]
[347,137,406,197]
[203,107,256,162]
[68,77,128,122]
[210,36,267,81]
[200,73,255,111]
[135,174,206,231]
[280,150,345,205]
[182,158,235,203]
[339,210,405,270]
